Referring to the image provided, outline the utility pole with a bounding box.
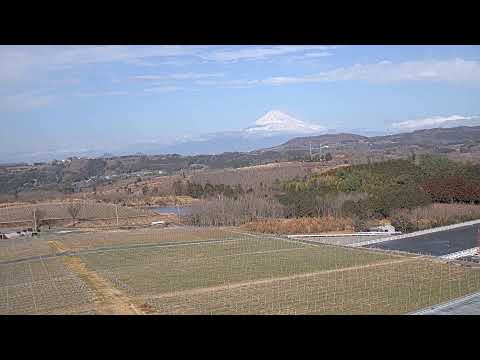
[174,196,180,217]
[115,204,119,227]
[33,209,37,233]
[309,142,312,161]
[477,228,480,255]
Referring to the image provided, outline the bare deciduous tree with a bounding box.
[186,194,285,226]
[66,202,82,226]
[313,192,367,218]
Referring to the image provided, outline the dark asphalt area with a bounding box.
[365,224,480,256]
[413,292,480,315]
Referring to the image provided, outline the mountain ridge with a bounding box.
[3,124,480,165]
[2,125,480,196]
[262,125,480,161]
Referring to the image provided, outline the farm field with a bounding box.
[55,227,244,253]
[76,237,480,315]
[146,258,480,314]
[0,227,243,263]
[78,237,393,297]
[0,201,153,225]
[0,235,54,263]
[0,257,96,315]
[1,227,480,314]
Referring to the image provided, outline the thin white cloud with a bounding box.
[199,46,336,62]
[0,92,56,111]
[392,115,480,130]
[0,49,34,82]
[43,45,202,67]
[51,45,336,64]
[143,86,180,93]
[196,58,480,87]
[195,79,261,88]
[3,46,338,98]
[286,51,334,63]
[0,45,206,82]
[262,58,480,85]
[4,47,478,91]
[302,51,333,58]
[0,45,335,83]
[132,73,224,81]
[74,91,129,97]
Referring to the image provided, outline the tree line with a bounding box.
[172,180,250,199]
[276,155,480,227]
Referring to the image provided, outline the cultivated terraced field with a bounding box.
[78,237,392,296]
[0,227,243,263]
[0,235,54,263]
[1,227,480,315]
[0,201,153,225]
[55,227,242,252]
[0,257,96,315]
[146,257,480,314]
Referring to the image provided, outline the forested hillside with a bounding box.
[276,155,480,231]
[182,154,480,232]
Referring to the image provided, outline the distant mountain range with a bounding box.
[3,124,480,195]
[267,125,480,161]
[2,110,480,164]
[274,126,480,149]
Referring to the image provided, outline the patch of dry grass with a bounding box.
[55,227,241,252]
[0,201,154,226]
[242,216,355,235]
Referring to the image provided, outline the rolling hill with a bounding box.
[268,126,480,159]
[2,125,480,197]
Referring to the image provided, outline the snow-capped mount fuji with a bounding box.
[244,110,325,135]
[116,110,327,155]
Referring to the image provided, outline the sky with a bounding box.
[1,45,480,161]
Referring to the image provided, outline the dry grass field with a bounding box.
[78,237,393,297]
[76,236,480,314]
[243,217,355,234]
[0,227,242,263]
[147,258,480,315]
[52,227,244,253]
[0,201,153,225]
[0,257,96,315]
[0,236,54,262]
[1,226,480,315]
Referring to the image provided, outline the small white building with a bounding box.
[369,224,396,233]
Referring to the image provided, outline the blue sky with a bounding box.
[1,45,480,160]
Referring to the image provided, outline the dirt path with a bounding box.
[48,240,68,254]
[63,256,145,315]
[141,257,418,301]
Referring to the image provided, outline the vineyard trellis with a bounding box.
[1,227,479,315]
[0,201,154,226]
[0,257,96,315]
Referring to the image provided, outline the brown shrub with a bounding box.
[390,203,480,233]
[422,176,480,203]
[242,216,355,235]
